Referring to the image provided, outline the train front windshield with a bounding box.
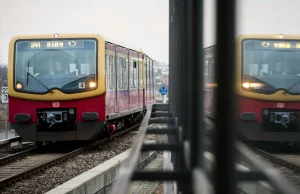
[14,39,97,94]
[243,39,300,94]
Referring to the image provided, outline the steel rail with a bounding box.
[248,145,300,173]
[0,123,140,189]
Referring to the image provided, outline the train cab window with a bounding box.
[242,39,300,94]
[13,39,97,94]
[118,57,127,89]
[109,55,115,89]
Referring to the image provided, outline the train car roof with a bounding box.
[102,35,155,61]
[102,35,142,53]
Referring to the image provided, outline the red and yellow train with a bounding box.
[8,33,155,145]
[204,34,300,143]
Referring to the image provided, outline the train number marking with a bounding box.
[78,82,85,89]
[52,102,60,107]
[1,87,8,103]
[1,87,8,95]
[277,103,284,108]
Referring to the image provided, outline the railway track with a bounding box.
[244,145,300,191]
[250,146,300,173]
[0,136,37,159]
[0,124,140,189]
[0,136,22,149]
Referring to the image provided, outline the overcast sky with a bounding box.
[1,0,300,64]
[0,0,168,64]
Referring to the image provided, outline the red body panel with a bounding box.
[9,95,106,123]
[145,88,155,106]
[238,96,300,122]
[106,90,117,114]
[129,90,139,109]
[204,89,215,115]
[204,88,300,120]
[106,89,143,115]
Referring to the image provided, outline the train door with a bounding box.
[150,59,154,102]
[138,53,143,107]
[127,52,131,109]
[148,58,151,103]
[116,46,129,112]
[109,53,117,113]
[105,43,117,114]
[129,51,138,109]
[145,56,148,104]
[151,60,154,102]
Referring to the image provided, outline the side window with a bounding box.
[131,60,137,88]
[204,56,209,88]
[145,60,148,99]
[149,62,152,99]
[118,57,122,89]
[148,63,151,98]
[123,58,127,88]
[130,59,137,88]
[119,57,127,89]
[139,60,143,88]
[109,55,114,88]
[152,63,154,99]
[129,59,132,88]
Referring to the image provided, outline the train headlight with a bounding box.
[242,82,262,89]
[89,81,96,88]
[16,83,23,89]
[242,82,250,88]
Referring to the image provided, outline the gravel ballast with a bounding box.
[0,131,167,194]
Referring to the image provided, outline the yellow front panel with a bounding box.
[8,34,106,101]
[235,34,300,101]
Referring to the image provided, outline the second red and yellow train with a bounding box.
[204,34,300,143]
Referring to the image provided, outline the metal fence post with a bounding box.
[187,0,204,169]
[214,0,237,193]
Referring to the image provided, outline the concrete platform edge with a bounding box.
[46,149,158,194]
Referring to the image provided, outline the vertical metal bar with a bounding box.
[181,0,189,142]
[169,0,173,108]
[187,0,204,168]
[165,2,174,193]
[171,0,177,117]
[172,0,180,178]
[174,0,179,120]
[214,0,236,194]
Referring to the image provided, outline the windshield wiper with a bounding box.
[26,71,54,94]
[284,76,300,94]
